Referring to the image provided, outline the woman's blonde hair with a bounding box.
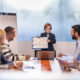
[0,29,5,45]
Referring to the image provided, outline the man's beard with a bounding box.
[72,35,76,40]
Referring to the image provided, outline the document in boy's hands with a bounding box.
[32,37,48,50]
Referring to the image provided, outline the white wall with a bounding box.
[0,14,18,54]
[18,41,34,56]
[18,41,76,56]
[54,42,76,55]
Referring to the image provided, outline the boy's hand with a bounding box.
[8,61,23,70]
[37,36,40,38]
[48,40,51,43]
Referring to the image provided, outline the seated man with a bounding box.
[57,25,80,70]
[0,29,23,70]
[1,26,30,63]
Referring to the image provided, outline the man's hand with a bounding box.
[25,55,30,60]
[64,61,71,72]
[57,53,64,58]
[15,61,23,67]
[74,59,79,69]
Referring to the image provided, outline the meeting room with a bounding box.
[0,0,80,80]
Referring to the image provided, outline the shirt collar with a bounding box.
[77,38,80,44]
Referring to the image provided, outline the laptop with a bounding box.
[37,51,54,60]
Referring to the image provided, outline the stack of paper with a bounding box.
[57,55,74,62]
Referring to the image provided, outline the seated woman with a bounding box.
[0,29,23,70]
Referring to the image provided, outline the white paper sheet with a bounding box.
[32,37,48,49]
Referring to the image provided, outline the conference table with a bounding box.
[0,57,80,80]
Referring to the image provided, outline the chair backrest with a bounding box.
[37,51,54,60]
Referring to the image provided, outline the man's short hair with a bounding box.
[72,25,80,36]
[4,26,14,34]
